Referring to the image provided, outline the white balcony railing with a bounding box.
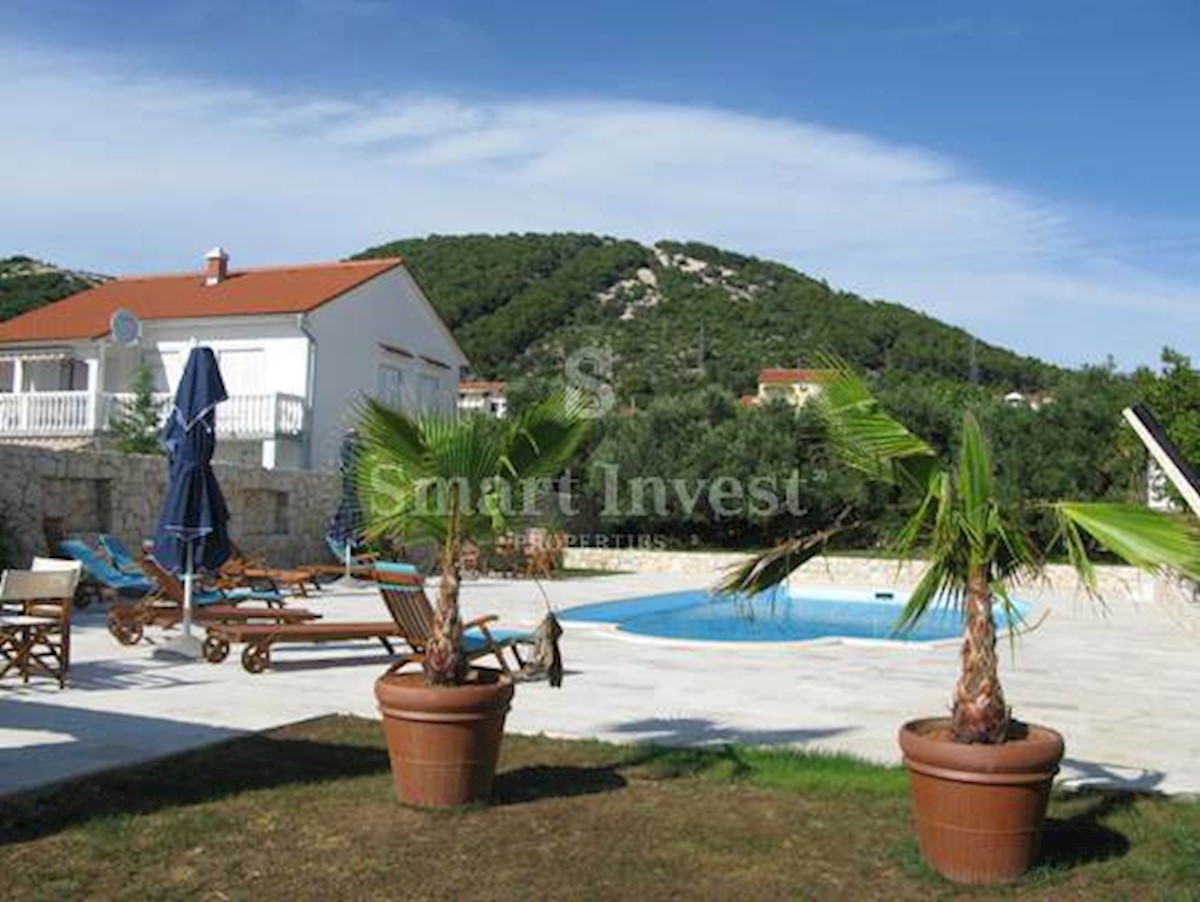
[0,391,306,440]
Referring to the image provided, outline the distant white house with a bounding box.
[1003,391,1054,411]
[458,380,507,418]
[752,368,834,408]
[0,248,468,469]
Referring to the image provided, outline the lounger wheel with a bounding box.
[202,636,231,663]
[242,643,271,674]
[108,620,144,646]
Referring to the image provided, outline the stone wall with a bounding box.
[0,444,340,568]
[563,547,1157,603]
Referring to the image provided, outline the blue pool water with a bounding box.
[561,589,1015,643]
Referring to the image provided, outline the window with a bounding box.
[377,364,404,407]
[62,358,88,391]
[418,373,440,410]
[216,349,266,394]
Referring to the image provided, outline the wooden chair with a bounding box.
[523,529,565,580]
[374,564,531,677]
[485,533,522,578]
[458,540,484,580]
[0,565,80,688]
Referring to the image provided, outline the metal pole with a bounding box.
[183,541,194,639]
[1123,406,1200,519]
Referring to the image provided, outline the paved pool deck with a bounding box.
[3,570,1200,799]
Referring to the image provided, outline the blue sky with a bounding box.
[1,0,1197,369]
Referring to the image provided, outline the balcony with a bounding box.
[0,391,307,441]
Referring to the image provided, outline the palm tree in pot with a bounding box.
[722,361,1200,883]
[356,390,590,807]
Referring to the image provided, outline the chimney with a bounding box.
[205,247,229,286]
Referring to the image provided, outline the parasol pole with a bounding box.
[183,540,195,639]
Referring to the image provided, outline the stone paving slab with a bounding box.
[2,570,1199,798]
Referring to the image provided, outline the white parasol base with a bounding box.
[152,545,202,661]
[152,633,204,661]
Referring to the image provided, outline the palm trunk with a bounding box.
[951,568,1009,743]
[425,483,466,686]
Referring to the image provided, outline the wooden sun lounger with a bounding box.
[218,563,325,597]
[294,563,377,580]
[107,555,318,646]
[203,621,401,672]
[374,564,530,677]
[109,601,321,646]
[220,543,326,596]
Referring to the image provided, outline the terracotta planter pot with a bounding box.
[375,669,514,808]
[898,717,1065,885]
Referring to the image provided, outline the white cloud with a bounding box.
[0,40,1194,368]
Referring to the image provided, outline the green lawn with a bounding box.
[2,717,1198,901]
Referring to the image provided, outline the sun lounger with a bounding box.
[217,544,325,597]
[288,535,378,579]
[203,563,531,675]
[97,534,150,577]
[373,562,532,677]
[203,620,402,671]
[59,538,155,598]
[107,554,315,646]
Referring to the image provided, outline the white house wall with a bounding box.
[125,317,311,397]
[306,265,468,470]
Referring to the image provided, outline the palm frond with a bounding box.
[503,388,592,480]
[895,556,960,633]
[957,413,995,542]
[354,391,591,548]
[1055,502,1200,585]
[356,397,435,477]
[813,353,941,491]
[716,509,855,596]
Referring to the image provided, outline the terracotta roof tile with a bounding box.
[459,380,507,392]
[0,258,404,343]
[758,368,835,385]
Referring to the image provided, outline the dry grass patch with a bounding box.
[2,716,1198,901]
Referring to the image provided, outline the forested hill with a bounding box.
[354,233,1059,399]
[3,237,1058,400]
[0,256,108,322]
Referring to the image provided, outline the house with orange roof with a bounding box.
[0,248,468,469]
[458,380,507,418]
[754,368,835,408]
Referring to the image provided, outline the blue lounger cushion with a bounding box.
[192,586,284,607]
[463,626,533,653]
[97,534,142,573]
[373,561,420,577]
[59,539,155,593]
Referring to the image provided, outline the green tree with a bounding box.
[723,359,1200,744]
[109,365,164,454]
[356,392,590,686]
[1138,348,1200,466]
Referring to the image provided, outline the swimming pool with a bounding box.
[561,587,1020,643]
